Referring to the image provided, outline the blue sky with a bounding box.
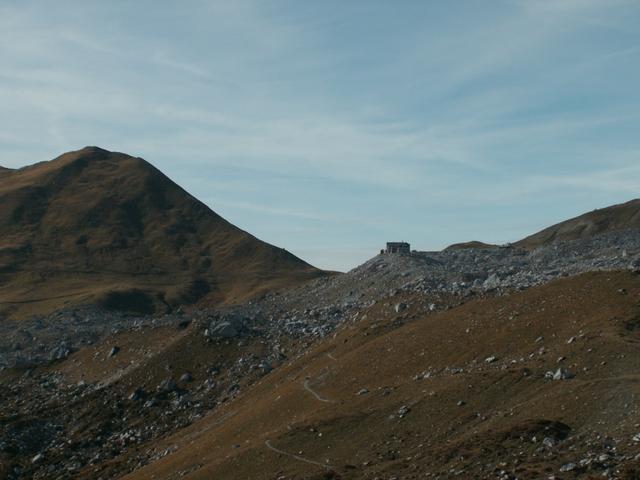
[1,0,639,271]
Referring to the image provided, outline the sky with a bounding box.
[1,0,639,271]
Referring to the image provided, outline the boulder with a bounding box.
[49,345,71,361]
[559,462,576,472]
[394,303,408,313]
[552,367,574,380]
[157,378,178,393]
[483,273,501,290]
[207,318,243,338]
[128,388,145,401]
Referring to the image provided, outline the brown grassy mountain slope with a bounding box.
[517,198,640,249]
[0,147,323,319]
[100,271,640,480]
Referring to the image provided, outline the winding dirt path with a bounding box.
[303,378,335,403]
[265,440,334,470]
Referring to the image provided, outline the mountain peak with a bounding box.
[50,146,142,168]
[0,149,323,319]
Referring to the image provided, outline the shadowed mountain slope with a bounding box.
[0,147,323,319]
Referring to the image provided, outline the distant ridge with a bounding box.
[516,198,640,249]
[444,240,497,251]
[0,147,324,319]
[442,199,640,252]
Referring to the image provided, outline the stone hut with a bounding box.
[385,242,410,254]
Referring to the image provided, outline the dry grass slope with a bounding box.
[108,271,640,480]
[0,147,324,320]
[517,199,640,249]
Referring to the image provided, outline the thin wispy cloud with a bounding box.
[0,0,639,270]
